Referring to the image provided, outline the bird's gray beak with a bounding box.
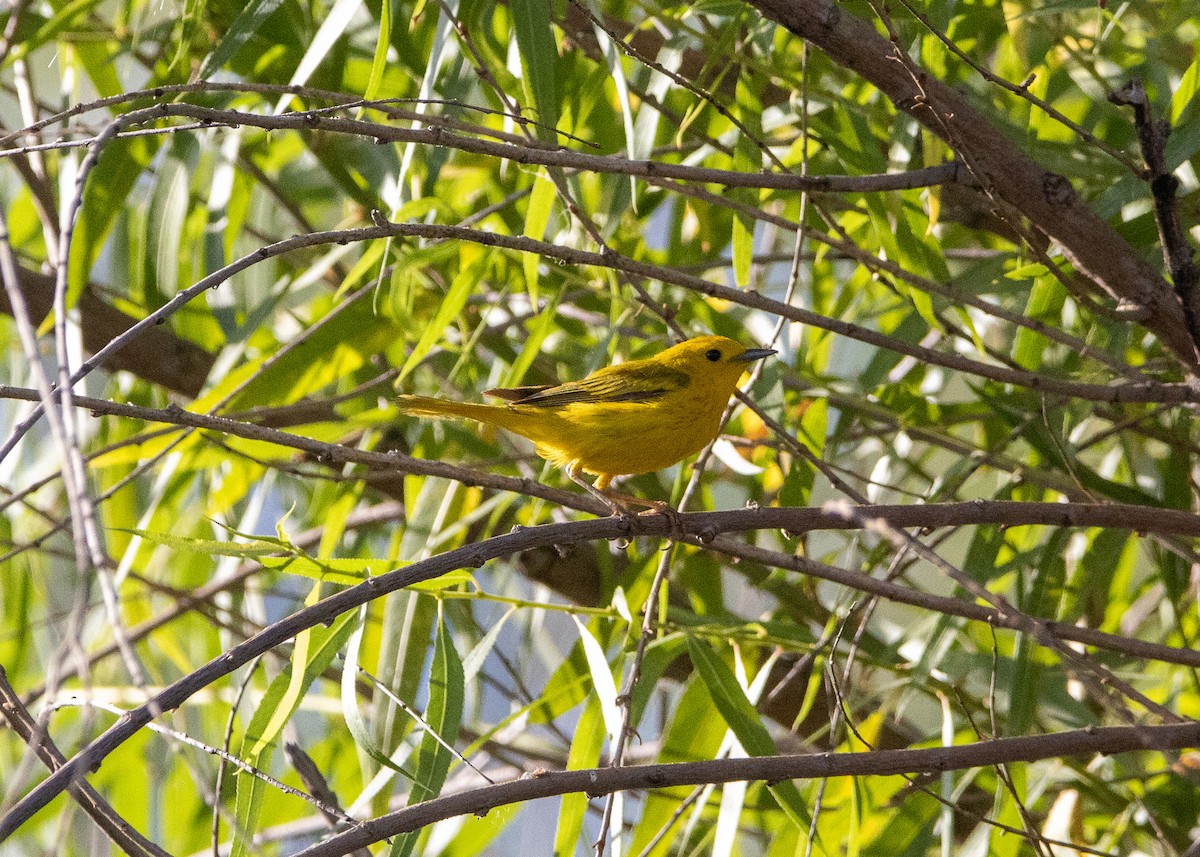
[734,348,776,362]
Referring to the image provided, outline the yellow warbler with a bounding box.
[398,335,774,508]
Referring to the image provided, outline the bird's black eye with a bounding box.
[705,348,722,362]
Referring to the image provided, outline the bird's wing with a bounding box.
[486,362,690,409]
[484,385,554,402]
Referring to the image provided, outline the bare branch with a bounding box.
[745,0,1199,367]
[0,266,214,396]
[0,100,964,193]
[292,722,1200,857]
[0,667,171,857]
[4,491,1200,838]
[1109,79,1200,351]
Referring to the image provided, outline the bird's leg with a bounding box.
[566,462,631,515]
[567,464,684,539]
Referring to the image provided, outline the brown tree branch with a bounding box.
[3,478,1200,841]
[744,0,1199,368]
[8,379,1200,675]
[5,219,1185,485]
[8,381,1200,541]
[0,266,214,397]
[292,722,1200,857]
[0,100,963,194]
[890,0,1140,173]
[0,667,171,857]
[1109,79,1200,351]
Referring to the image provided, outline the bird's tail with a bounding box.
[397,395,532,435]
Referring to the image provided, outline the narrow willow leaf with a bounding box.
[510,0,559,140]
[1012,275,1063,371]
[341,611,419,788]
[336,239,390,300]
[1004,262,1050,280]
[462,606,517,683]
[522,170,556,302]
[503,286,560,388]
[732,215,753,289]
[390,606,465,857]
[686,637,808,830]
[398,251,490,382]
[75,41,122,97]
[1171,55,1200,123]
[274,0,363,114]
[257,557,471,590]
[553,698,605,856]
[627,633,688,725]
[18,0,103,56]
[1009,530,1067,737]
[573,615,621,744]
[363,0,393,105]
[232,596,356,857]
[197,0,285,79]
[114,528,283,558]
[593,20,638,206]
[714,773,747,857]
[67,134,158,310]
[730,132,758,289]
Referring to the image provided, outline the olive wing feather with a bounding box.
[484,362,690,408]
[484,385,553,402]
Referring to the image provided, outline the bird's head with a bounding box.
[658,335,776,389]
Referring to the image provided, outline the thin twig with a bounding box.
[5,500,1200,838]
[288,721,1200,856]
[48,699,360,827]
[1109,79,1200,354]
[890,0,1141,174]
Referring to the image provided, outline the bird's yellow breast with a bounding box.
[518,380,731,479]
[398,334,772,493]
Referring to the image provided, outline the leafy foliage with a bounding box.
[2,0,1199,854]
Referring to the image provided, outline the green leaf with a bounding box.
[341,611,420,785]
[232,599,356,857]
[258,557,472,589]
[729,80,761,288]
[117,528,470,588]
[390,605,465,857]
[75,40,123,98]
[731,214,754,290]
[510,0,559,141]
[686,637,808,830]
[461,606,516,683]
[573,615,621,744]
[1004,262,1049,280]
[593,19,639,207]
[522,169,556,302]
[627,633,688,725]
[18,0,103,57]
[369,481,448,812]
[503,286,561,388]
[1008,529,1067,739]
[363,0,393,104]
[1012,275,1064,371]
[196,0,285,80]
[68,134,158,310]
[276,0,363,109]
[553,697,605,856]
[1171,55,1200,123]
[893,276,942,333]
[114,528,285,558]
[398,250,490,382]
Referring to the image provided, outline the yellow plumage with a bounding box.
[398,335,774,506]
